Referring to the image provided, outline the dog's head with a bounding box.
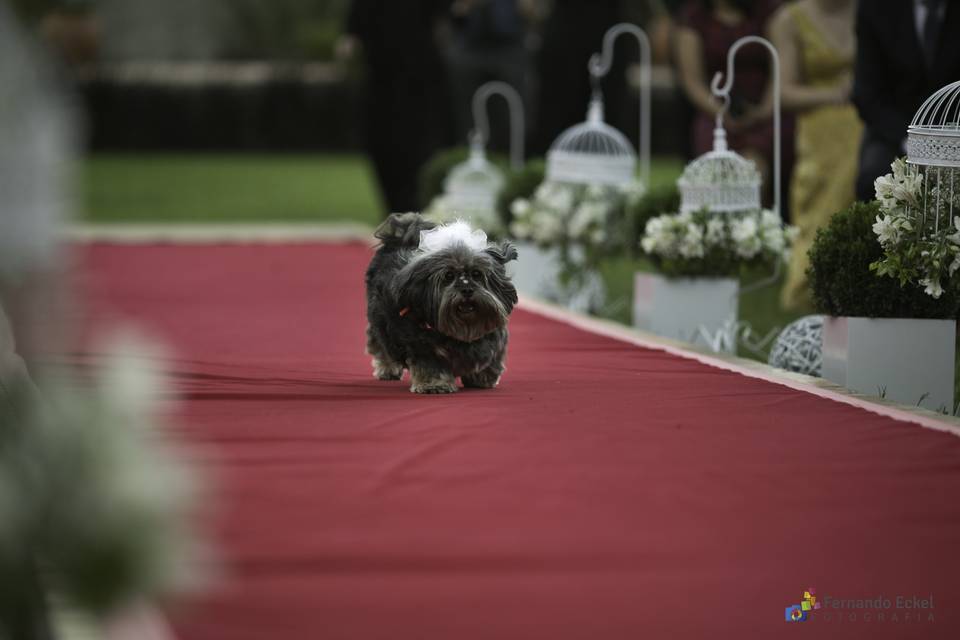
[394,241,518,343]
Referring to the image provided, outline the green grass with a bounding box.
[644,157,685,191]
[81,153,382,225]
[82,153,686,227]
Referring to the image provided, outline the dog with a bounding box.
[365,213,518,394]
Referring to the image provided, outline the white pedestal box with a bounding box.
[508,241,605,313]
[507,241,562,301]
[821,316,956,412]
[633,272,739,353]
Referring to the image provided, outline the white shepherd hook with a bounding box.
[471,81,525,171]
[588,23,651,190]
[710,35,781,219]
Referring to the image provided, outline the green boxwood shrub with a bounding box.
[807,200,959,319]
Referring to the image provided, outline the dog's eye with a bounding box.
[471,270,483,281]
[443,271,456,283]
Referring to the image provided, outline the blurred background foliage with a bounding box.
[11,0,351,60]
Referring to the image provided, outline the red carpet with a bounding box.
[78,242,960,639]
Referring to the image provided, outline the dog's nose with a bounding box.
[461,288,474,298]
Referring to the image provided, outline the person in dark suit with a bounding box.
[338,0,455,215]
[853,0,960,201]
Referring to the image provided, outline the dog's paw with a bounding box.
[462,374,500,389]
[410,380,458,394]
[409,367,457,394]
[372,358,403,381]
[462,366,503,389]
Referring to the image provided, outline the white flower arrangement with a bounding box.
[874,157,923,213]
[508,180,644,251]
[640,208,795,278]
[871,157,960,299]
[504,180,642,313]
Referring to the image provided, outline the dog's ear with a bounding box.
[393,256,440,316]
[485,241,518,265]
[483,260,518,314]
[482,242,518,313]
[375,213,436,248]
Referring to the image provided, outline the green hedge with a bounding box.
[807,200,959,319]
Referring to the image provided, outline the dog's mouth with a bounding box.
[456,301,478,316]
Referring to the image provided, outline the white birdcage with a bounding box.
[678,35,782,218]
[545,23,650,188]
[443,133,505,212]
[690,35,785,354]
[546,95,637,186]
[905,79,960,234]
[677,125,761,214]
[439,82,522,218]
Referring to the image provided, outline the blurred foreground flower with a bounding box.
[0,331,205,637]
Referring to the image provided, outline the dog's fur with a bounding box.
[365,213,518,394]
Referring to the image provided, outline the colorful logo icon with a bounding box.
[785,588,820,622]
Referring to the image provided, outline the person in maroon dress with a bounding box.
[674,0,790,213]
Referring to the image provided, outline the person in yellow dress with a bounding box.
[770,0,861,311]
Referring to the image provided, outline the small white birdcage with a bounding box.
[905,79,960,234]
[677,35,781,216]
[677,124,761,214]
[545,23,651,188]
[677,35,782,218]
[440,82,522,214]
[442,133,505,213]
[546,95,637,186]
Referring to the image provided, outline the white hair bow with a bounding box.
[418,220,488,254]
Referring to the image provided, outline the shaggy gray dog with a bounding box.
[365,213,518,394]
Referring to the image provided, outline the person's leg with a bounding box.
[366,142,401,215]
[489,44,531,154]
[366,91,427,214]
[856,130,897,202]
[445,40,488,146]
